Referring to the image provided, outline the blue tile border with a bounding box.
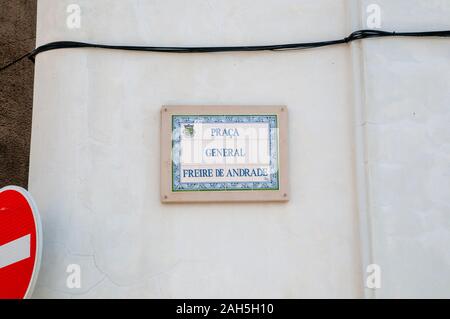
[172,115,279,192]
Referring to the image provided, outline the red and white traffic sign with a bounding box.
[0,186,42,299]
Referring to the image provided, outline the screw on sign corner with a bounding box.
[0,186,42,299]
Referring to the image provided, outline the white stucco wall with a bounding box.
[29,0,450,298]
[30,0,362,298]
[357,0,450,298]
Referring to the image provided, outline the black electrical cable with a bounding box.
[1,29,450,72]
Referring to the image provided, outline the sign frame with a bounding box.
[160,105,289,203]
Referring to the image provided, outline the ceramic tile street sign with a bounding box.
[161,106,289,203]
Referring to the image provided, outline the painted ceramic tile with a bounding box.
[172,115,279,191]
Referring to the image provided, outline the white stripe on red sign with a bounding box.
[0,234,31,269]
